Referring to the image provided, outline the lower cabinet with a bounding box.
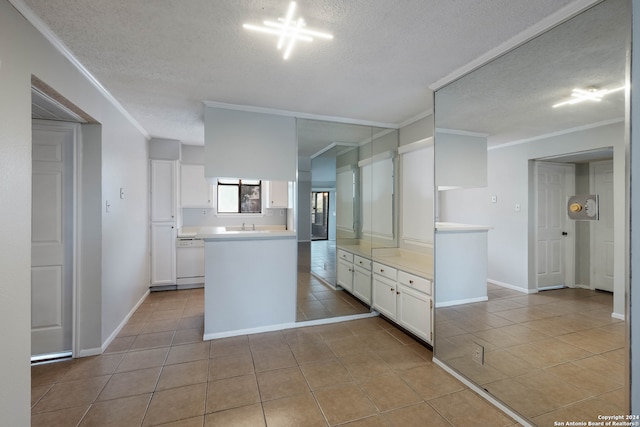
[372,274,396,318]
[372,263,432,343]
[353,265,372,305]
[337,258,354,292]
[151,222,176,286]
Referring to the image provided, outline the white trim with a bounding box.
[398,109,434,129]
[428,0,601,91]
[538,285,566,291]
[310,142,357,159]
[432,358,534,427]
[435,296,488,308]
[398,137,434,154]
[401,238,433,248]
[357,150,394,167]
[72,123,81,358]
[10,0,150,139]
[435,128,490,138]
[612,312,625,321]
[77,347,102,358]
[487,279,534,293]
[203,312,378,340]
[488,118,624,151]
[100,289,150,353]
[203,101,399,129]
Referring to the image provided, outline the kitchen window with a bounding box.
[217,179,262,214]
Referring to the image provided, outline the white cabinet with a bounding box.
[337,259,354,292]
[372,262,433,343]
[353,265,372,305]
[267,180,288,208]
[150,159,177,287]
[151,160,177,222]
[337,250,372,304]
[372,274,396,318]
[180,164,212,208]
[150,223,176,285]
[397,285,431,342]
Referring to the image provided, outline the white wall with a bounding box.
[0,1,150,423]
[439,122,626,316]
[204,107,297,182]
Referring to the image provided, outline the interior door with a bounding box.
[591,160,614,292]
[31,121,74,357]
[536,162,574,289]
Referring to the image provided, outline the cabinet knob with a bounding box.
[409,280,414,284]
[397,291,400,295]
[380,269,384,273]
[390,288,394,292]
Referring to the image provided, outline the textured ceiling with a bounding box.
[16,0,588,146]
[436,0,628,147]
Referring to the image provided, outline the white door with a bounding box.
[151,223,177,285]
[150,160,176,222]
[31,121,75,357]
[536,162,574,289]
[591,160,614,292]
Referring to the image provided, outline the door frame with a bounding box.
[31,119,82,360]
[533,160,576,291]
[589,159,615,292]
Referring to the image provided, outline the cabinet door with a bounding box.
[337,259,353,292]
[353,265,371,305]
[267,181,288,208]
[180,164,212,208]
[151,223,176,285]
[372,274,396,319]
[397,284,431,342]
[151,160,176,222]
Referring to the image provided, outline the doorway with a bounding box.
[31,120,78,360]
[311,191,329,240]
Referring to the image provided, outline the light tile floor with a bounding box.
[310,240,337,286]
[31,288,520,427]
[436,284,627,425]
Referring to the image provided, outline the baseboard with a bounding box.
[100,289,150,354]
[203,312,377,341]
[310,272,337,290]
[435,296,488,308]
[77,347,102,358]
[487,279,535,294]
[612,312,625,321]
[433,357,533,427]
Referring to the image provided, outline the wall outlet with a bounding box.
[490,195,497,203]
[472,342,484,365]
[515,203,521,212]
[202,209,208,216]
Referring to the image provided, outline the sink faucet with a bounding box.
[242,222,245,230]
[252,224,256,230]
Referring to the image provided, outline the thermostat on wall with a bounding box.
[567,194,599,220]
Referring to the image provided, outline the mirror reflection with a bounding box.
[296,119,406,323]
[433,0,629,424]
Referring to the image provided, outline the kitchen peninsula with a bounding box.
[197,225,297,339]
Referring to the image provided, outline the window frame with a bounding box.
[216,179,263,214]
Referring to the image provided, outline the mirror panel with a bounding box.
[434,0,629,423]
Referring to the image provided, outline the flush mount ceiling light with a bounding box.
[243,1,333,60]
[552,85,625,108]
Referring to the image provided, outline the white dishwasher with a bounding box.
[176,238,205,289]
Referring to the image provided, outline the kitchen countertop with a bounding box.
[195,225,295,240]
[435,222,493,232]
[372,248,433,279]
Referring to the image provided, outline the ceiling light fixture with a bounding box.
[243,1,333,60]
[552,86,625,108]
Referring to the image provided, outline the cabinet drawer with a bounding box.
[372,262,397,281]
[398,271,431,295]
[353,255,371,271]
[338,250,354,263]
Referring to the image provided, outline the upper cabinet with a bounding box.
[180,164,213,208]
[150,159,177,222]
[266,180,289,208]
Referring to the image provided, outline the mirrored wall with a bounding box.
[296,119,399,322]
[433,0,629,424]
